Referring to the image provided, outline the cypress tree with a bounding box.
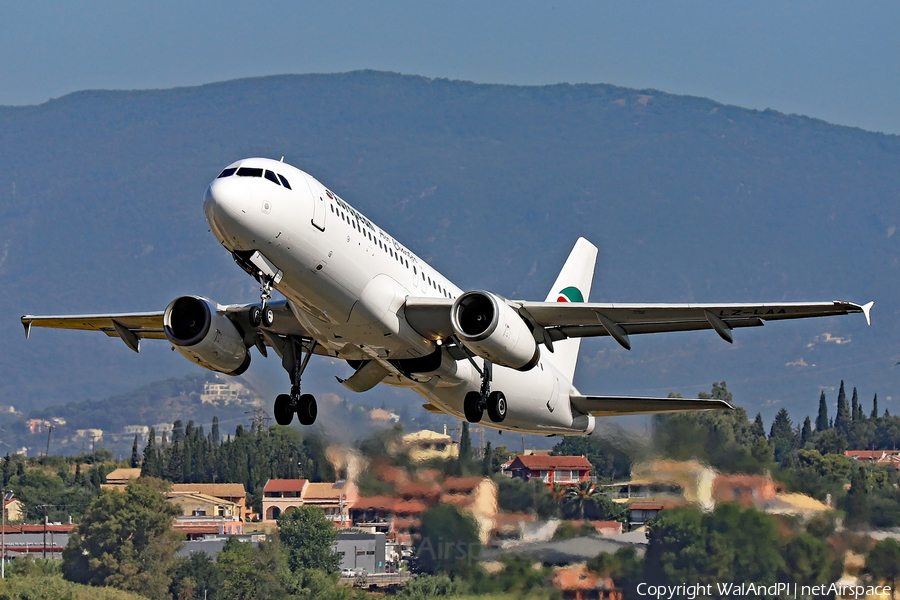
[851,387,859,421]
[800,416,812,446]
[211,416,220,446]
[871,394,879,419]
[769,407,798,463]
[750,413,766,438]
[482,441,493,475]
[141,428,158,477]
[459,422,472,462]
[130,435,140,468]
[834,380,851,436]
[816,391,829,431]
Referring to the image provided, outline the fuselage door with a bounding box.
[306,178,326,232]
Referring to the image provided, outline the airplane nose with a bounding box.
[204,179,249,246]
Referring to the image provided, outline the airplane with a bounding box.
[21,158,874,436]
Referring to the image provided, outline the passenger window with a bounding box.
[277,174,291,189]
[264,170,281,185]
[236,167,263,177]
[217,168,237,178]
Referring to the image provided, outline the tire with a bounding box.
[273,394,293,426]
[487,391,507,423]
[297,393,317,426]
[262,307,275,327]
[463,391,483,423]
[249,306,262,328]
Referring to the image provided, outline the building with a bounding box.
[171,484,251,521]
[335,531,387,574]
[262,479,308,522]
[552,564,621,600]
[123,425,150,437]
[75,428,103,441]
[628,501,679,525]
[712,474,780,507]
[3,498,23,523]
[301,481,358,527]
[400,430,459,462]
[168,490,244,537]
[350,476,498,545]
[0,524,74,560]
[172,515,243,539]
[846,450,900,470]
[600,460,717,510]
[200,378,254,405]
[504,455,593,486]
[102,467,142,491]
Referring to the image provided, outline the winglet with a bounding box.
[861,301,874,326]
[21,316,32,340]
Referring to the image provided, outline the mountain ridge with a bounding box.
[0,70,896,424]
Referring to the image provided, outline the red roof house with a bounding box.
[504,455,593,486]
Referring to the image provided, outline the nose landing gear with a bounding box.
[249,279,276,328]
[272,336,318,426]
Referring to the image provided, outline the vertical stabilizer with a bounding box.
[541,237,598,381]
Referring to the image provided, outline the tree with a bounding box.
[218,536,285,600]
[211,416,220,446]
[835,380,851,436]
[814,429,848,456]
[769,408,798,464]
[565,480,596,519]
[459,422,472,462]
[169,551,223,600]
[130,435,140,469]
[800,416,812,446]
[851,387,860,422]
[871,394,879,419]
[414,504,480,576]
[278,505,341,573]
[778,533,834,588]
[816,391,829,431]
[864,538,900,589]
[750,413,766,439]
[844,465,871,528]
[61,478,182,599]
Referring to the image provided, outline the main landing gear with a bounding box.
[273,337,318,426]
[463,361,508,424]
[249,277,276,328]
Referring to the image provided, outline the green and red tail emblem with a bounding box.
[556,286,584,303]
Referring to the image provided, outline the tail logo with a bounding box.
[556,286,584,303]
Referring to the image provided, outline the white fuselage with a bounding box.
[203,158,593,436]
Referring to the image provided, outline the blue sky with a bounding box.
[2,1,899,133]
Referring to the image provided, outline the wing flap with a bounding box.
[404,297,454,340]
[571,395,733,416]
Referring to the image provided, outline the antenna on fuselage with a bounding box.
[280,156,284,162]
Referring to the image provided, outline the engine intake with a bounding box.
[450,291,539,371]
[164,295,250,375]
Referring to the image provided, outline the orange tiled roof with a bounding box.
[553,564,616,592]
[171,483,247,498]
[397,482,441,498]
[263,479,308,493]
[394,500,428,514]
[442,477,485,493]
[508,455,592,470]
[352,496,397,511]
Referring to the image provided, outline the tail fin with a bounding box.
[541,237,598,381]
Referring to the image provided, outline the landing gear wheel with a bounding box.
[464,391,484,423]
[487,391,507,423]
[297,393,317,426]
[249,306,262,328]
[262,306,275,327]
[274,394,294,426]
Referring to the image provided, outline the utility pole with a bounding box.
[39,504,48,559]
[1,490,12,578]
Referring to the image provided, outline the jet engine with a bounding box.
[163,296,250,375]
[450,291,539,371]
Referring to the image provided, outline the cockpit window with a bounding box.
[217,168,237,178]
[264,170,281,185]
[277,174,291,189]
[236,167,263,178]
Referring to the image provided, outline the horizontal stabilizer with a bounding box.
[570,394,733,417]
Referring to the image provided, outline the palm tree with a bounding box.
[566,480,596,519]
[548,483,568,504]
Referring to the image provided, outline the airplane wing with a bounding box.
[570,395,733,416]
[21,300,312,354]
[405,298,873,349]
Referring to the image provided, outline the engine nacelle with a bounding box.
[450,291,539,371]
[163,296,250,375]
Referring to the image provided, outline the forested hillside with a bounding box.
[1,71,897,420]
